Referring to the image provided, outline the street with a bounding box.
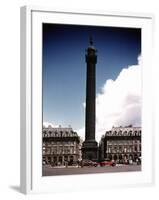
[42,165,141,176]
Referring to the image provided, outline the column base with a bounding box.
[82,140,98,161]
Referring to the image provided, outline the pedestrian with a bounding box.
[65,161,68,168]
[81,160,84,168]
[77,160,80,168]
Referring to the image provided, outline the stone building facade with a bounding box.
[42,126,82,166]
[99,126,141,162]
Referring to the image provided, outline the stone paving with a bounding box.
[42,164,141,176]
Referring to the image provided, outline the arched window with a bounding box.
[54,131,58,137]
[128,131,132,136]
[132,131,136,136]
[48,131,51,136]
[65,131,68,137]
[119,130,122,136]
[113,131,117,136]
[123,131,127,136]
[60,131,63,137]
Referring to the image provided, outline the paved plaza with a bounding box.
[42,165,141,176]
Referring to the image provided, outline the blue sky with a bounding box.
[43,24,141,130]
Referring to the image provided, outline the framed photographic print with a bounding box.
[20,6,154,194]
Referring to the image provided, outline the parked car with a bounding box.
[99,159,116,167]
[80,159,98,167]
[123,159,129,165]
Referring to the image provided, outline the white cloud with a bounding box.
[75,127,85,140]
[43,122,59,128]
[78,57,142,142]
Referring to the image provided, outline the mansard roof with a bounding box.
[105,126,141,137]
[42,127,78,138]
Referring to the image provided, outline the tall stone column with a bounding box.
[82,37,98,161]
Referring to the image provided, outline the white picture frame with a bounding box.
[20,6,154,194]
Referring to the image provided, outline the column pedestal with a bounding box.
[82,140,98,161]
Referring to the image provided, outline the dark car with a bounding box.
[100,160,116,167]
[81,159,98,167]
